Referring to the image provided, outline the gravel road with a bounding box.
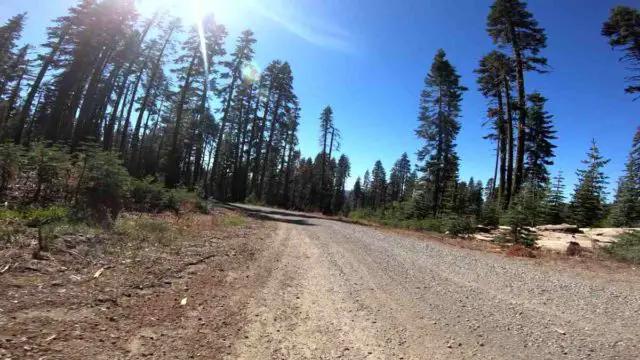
[229,204,640,360]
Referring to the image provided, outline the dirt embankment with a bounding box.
[0,209,278,359]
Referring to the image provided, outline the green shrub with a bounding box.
[130,178,166,212]
[349,208,374,220]
[482,200,501,228]
[400,218,443,232]
[443,215,475,236]
[22,206,68,226]
[0,143,24,199]
[605,230,640,264]
[505,186,539,247]
[113,216,175,247]
[26,144,72,204]
[196,200,209,214]
[78,149,131,225]
[0,208,24,244]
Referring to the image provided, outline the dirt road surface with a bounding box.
[229,204,640,360]
[2,205,640,359]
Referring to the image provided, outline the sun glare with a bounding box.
[137,0,244,26]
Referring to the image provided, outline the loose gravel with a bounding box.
[233,205,640,359]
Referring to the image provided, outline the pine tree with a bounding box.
[167,16,227,187]
[332,154,351,213]
[416,49,467,217]
[524,92,556,189]
[571,140,610,227]
[0,12,26,98]
[362,169,371,208]
[475,50,517,207]
[404,170,418,201]
[1,45,29,140]
[318,106,334,210]
[211,29,257,194]
[14,21,69,144]
[353,177,363,208]
[370,160,387,210]
[602,6,640,96]
[388,152,411,202]
[488,0,548,196]
[609,129,640,226]
[544,171,566,225]
[506,182,540,246]
[129,19,180,173]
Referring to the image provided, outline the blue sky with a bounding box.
[2,0,637,197]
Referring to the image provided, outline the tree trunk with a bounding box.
[282,134,295,207]
[193,78,209,188]
[103,81,130,150]
[166,53,197,187]
[504,77,515,209]
[129,27,174,166]
[114,82,132,150]
[211,58,243,195]
[2,60,28,139]
[511,29,527,197]
[72,49,113,151]
[258,94,282,200]
[497,88,507,205]
[242,85,262,199]
[231,93,248,201]
[23,89,44,144]
[14,30,67,144]
[433,85,444,217]
[249,82,274,196]
[119,60,147,155]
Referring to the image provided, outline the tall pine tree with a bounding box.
[487,0,548,196]
[416,49,466,217]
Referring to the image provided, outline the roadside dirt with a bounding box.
[0,209,278,359]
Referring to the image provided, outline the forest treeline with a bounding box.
[0,0,351,218]
[350,2,640,242]
[1,0,639,244]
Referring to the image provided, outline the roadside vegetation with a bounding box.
[0,0,639,265]
[606,231,640,265]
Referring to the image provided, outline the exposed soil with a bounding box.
[0,209,278,359]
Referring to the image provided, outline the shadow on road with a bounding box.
[222,203,317,226]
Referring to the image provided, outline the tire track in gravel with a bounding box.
[230,204,640,359]
[231,224,402,359]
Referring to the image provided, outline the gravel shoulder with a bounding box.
[231,204,640,359]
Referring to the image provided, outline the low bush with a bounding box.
[0,208,25,244]
[0,206,69,254]
[129,178,166,212]
[113,215,176,247]
[195,200,209,214]
[605,230,640,264]
[443,215,475,236]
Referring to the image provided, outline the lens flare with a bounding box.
[190,0,209,73]
[241,61,261,84]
